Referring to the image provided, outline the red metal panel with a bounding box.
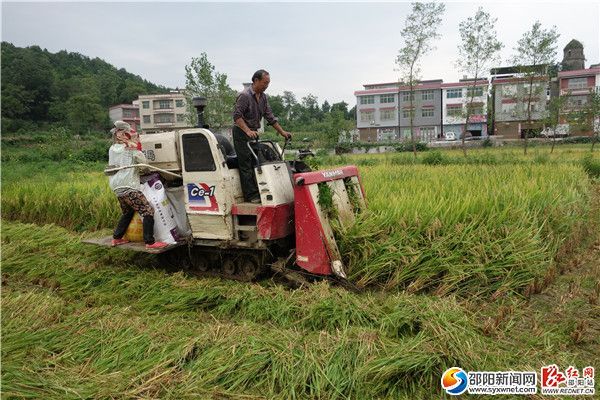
[293,166,360,186]
[257,203,293,240]
[292,165,366,276]
[293,184,333,276]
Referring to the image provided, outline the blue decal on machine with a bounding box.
[187,183,219,211]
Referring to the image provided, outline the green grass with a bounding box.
[2,220,598,399]
[2,141,600,398]
[339,163,590,297]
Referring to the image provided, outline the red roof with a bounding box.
[354,88,399,95]
[109,104,138,109]
[558,67,600,78]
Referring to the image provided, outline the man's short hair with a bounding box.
[252,69,269,83]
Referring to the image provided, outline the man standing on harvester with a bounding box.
[233,69,292,203]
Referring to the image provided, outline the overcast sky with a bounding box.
[2,1,599,106]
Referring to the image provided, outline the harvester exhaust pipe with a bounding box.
[192,96,207,128]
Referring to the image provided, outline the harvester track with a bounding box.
[157,246,362,291]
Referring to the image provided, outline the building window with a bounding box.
[154,113,174,123]
[402,109,412,119]
[143,115,151,124]
[466,86,484,97]
[401,128,411,139]
[360,96,375,105]
[155,99,173,109]
[502,85,516,97]
[177,113,185,122]
[402,92,415,102]
[380,94,395,103]
[380,109,395,120]
[569,96,587,108]
[501,103,516,114]
[467,105,484,115]
[421,108,434,117]
[175,99,184,107]
[447,105,462,117]
[421,90,434,101]
[360,110,374,122]
[446,89,462,99]
[568,77,587,90]
[122,109,135,118]
[142,101,150,109]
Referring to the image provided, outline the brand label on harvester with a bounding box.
[322,170,343,179]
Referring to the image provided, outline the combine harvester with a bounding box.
[85,98,366,286]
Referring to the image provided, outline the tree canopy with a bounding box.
[1,42,168,133]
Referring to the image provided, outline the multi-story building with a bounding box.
[108,103,140,132]
[354,82,400,142]
[491,74,549,139]
[398,79,443,142]
[138,91,189,133]
[557,65,600,134]
[441,78,489,139]
[354,79,443,142]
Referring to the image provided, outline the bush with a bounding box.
[561,136,594,144]
[581,155,600,179]
[395,141,428,153]
[73,141,109,162]
[421,151,446,165]
[334,142,353,154]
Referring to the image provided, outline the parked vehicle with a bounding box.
[540,125,570,138]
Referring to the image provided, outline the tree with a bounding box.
[282,90,297,120]
[301,94,321,123]
[321,100,331,114]
[184,53,236,130]
[268,94,286,125]
[542,94,568,153]
[319,110,354,147]
[587,90,600,152]
[66,94,108,134]
[570,90,600,152]
[456,7,503,156]
[395,2,446,157]
[330,101,349,118]
[1,42,169,132]
[511,21,559,155]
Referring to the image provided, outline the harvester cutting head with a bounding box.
[293,166,367,279]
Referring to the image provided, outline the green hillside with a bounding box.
[1,42,169,133]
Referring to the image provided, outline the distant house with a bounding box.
[138,91,189,133]
[354,82,400,142]
[354,79,443,142]
[557,65,600,136]
[441,78,489,139]
[398,80,443,142]
[491,76,549,139]
[108,103,140,132]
